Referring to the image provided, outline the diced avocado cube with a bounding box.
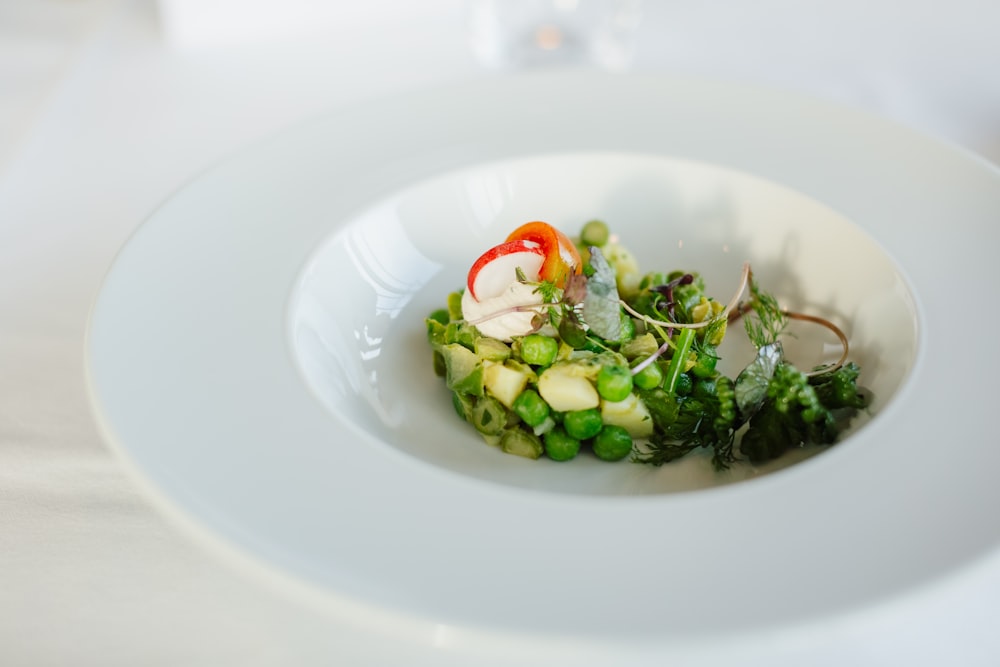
[444,321,477,349]
[433,350,446,377]
[426,317,448,347]
[620,332,659,361]
[442,343,484,396]
[475,337,512,362]
[447,291,464,321]
[452,391,475,421]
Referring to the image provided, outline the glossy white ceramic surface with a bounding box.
[87,72,1000,650]
[289,152,916,494]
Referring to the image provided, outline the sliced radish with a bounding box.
[467,239,545,301]
[505,221,582,287]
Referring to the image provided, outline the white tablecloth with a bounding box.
[3,1,999,664]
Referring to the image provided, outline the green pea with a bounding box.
[580,219,610,247]
[563,408,603,440]
[511,389,550,427]
[631,360,663,390]
[519,334,559,366]
[544,427,581,462]
[674,372,693,396]
[691,348,718,378]
[593,425,633,461]
[596,364,633,402]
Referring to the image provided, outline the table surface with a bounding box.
[3,1,1000,664]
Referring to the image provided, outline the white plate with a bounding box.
[291,151,914,496]
[86,72,1000,654]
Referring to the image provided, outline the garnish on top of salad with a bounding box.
[425,220,870,469]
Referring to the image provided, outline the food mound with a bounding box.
[425,220,869,468]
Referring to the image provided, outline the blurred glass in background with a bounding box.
[466,0,643,70]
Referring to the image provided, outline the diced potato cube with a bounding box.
[484,362,530,409]
[601,392,654,439]
[537,366,600,412]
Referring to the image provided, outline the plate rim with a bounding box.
[85,70,1000,648]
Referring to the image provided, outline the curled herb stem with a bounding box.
[620,262,752,331]
[729,303,850,376]
[461,304,551,327]
[631,340,671,375]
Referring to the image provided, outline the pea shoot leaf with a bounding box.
[734,341,783,424]
[582,246,623,342]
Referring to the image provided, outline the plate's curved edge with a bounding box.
[83,70,1000,651]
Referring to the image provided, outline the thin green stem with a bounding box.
[664,327,696,395]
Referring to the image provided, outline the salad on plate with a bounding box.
[425,220,869,470]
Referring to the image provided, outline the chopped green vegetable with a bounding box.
[500,429,544,459]
[475,337,511,362]
[427,220,871,469]
[441,343,484,396]
[811,362,869,409]
[471,395,507,436]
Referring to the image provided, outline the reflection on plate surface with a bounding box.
[289,152,917,495]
